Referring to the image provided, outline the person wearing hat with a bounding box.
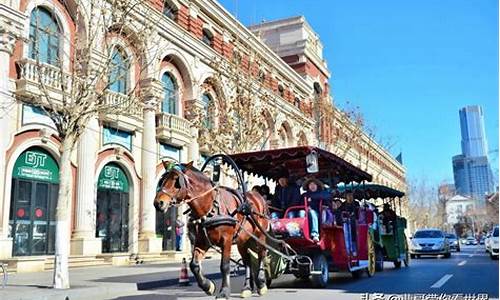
[301,177,331,242]
[272,169,301,218]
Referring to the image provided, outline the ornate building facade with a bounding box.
[0,0,405,271]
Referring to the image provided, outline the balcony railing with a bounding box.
[103,90,143,119]
[156,112,192,144]
[16,58,72,92]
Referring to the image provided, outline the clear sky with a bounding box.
[219,0,499,185]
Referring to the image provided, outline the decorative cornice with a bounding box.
[0,4,25,55]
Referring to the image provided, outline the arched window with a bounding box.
[201,93,213,128]
[278,85,285,97]
[202,29,213,47]
[294,97,301,108]
[29,7,61,65]
[163,1,178,20]
[161,72,178,114]
[109,48,129,94]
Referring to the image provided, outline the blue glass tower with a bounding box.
[453,105,495,202]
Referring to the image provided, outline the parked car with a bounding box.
[486,226,499,260]
[410,229,451,258]
[479,236,486,245]
[445,233,460,252]
[465,237,478,245]
[485,232,492,253]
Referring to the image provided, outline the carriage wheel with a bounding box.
[367,234,376,277]
[403,241,410,267]
[375,247,384,272]
[311,253,329,288]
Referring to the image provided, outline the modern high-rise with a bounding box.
[460,106,488,157]
[453,105,495,201]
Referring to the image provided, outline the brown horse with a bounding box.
[154,162,270,299]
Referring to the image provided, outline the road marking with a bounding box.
[458,260,467,266]
[431,274,453,288]
[469,254,474,257]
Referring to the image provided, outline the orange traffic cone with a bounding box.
[179,257,191,286]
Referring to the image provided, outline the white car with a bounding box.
[410,229,451,258]
[486,226,499,260]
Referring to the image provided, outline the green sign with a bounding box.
[97,163,129,192]
[13,148,59,183]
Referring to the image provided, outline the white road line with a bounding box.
[458,260,467,266]
[431,274,454,288]
[469,254,474,257]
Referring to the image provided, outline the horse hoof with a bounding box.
[240,289,252,298]
[258,286,268,296]
[206,281,216,296]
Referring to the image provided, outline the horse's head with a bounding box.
[154,161,213,213]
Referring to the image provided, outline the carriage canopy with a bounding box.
[229,146,372,185]
[334,183,405,199]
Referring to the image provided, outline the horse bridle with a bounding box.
[158,167,216,208]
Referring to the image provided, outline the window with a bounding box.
[161,72,178,114]
[202,29,213,47]
[109,48,129,94]
[201,93,213,128]
[163,1,178,20]
[29,7,61,65]
[294,97,301,108]
[278,85,284,97]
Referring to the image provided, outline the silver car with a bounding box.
[445,233,460,252]
[410,229,451,258]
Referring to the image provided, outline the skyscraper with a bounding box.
[453,105,495,202]
[459,106,488,157]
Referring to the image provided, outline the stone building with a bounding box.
[0,0,405,271]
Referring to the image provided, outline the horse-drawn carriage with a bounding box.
[229,146,376,287]
[154,146,379,298]
[335,184,409,270]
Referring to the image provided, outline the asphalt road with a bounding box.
[110,245,499,300]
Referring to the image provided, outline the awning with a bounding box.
[334,183,405,199]
[229,146,372,185]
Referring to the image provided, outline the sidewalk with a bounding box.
[0,259,223,300]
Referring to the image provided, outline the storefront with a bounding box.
[96,163,130,253]
[9,147,59,256]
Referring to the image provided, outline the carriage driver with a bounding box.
[271,169,301,219]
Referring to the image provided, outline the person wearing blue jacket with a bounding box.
[272,169,301,218]
[301,177,331,242]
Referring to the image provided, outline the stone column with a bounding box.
[70,117,102,255]
[138,79,163,253]
[187,127,199,167]
[0,9,23,259]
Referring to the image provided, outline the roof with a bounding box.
[229,146,372,184]
[448,195,472,202]
[334,183,405,199]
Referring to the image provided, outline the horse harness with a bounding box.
[159,167,264,246]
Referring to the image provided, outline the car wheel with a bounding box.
[311,253,329,288]
[394,260,402,268]
[444,252,451,259]
[410,254,416,259]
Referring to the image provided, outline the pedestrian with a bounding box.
[175,219,185,251]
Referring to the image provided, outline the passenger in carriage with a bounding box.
[337,191,360,255]
[301,177,331,242]
[380,203,397,234]
[260,184,272,202]
[271,169,301,219]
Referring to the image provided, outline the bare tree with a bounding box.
[407,177,445,232]
[15,0,165,288]
[192,42,277,154]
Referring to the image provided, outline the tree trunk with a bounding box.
[53,134,76,289]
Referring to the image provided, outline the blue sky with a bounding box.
[219,0,499,185]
